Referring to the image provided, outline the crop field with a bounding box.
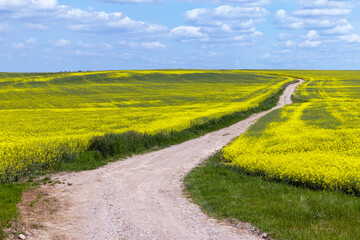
[223,71,360,194]
[0,70,292,183]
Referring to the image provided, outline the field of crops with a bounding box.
[223,71,360,194]
[0,70,293,183]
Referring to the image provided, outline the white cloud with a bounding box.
[252,31,263,37]
[302,30,319,40]
[185,5,268,30]
[275,9,304,29]
[141,41,166,49]
[339,34,360,43]
[298,0,352,9]
[186,5,268,21]
[62,9,167,33]
[293,8,351,17]
[324,19,353,34]
[285,40,295,47]
[12,37,36,49]
[180,5,266,45]
[170,26,208,41]
[275,9,344,30]
[119,40,166,50]
[26,37,36,44]
[0,0,58,10]
[1,4,167,35]
[300,40,322,48]
[53,39,71,46]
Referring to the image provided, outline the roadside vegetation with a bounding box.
[0,184,28,238]
[184,152,360,240]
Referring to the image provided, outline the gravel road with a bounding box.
[21,79,303,240]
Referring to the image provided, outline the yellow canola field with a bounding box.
[223,71,360,194]
[0,70,292,182]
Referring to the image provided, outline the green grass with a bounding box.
[184,152,360,240]
[0,183,28,240]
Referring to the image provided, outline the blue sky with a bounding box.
[1,0,360,72]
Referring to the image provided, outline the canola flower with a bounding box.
[223,70,360,194]
[0,70,292,183]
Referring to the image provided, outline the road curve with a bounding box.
[22,79,304,240]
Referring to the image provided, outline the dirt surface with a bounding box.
[19,80,303,240]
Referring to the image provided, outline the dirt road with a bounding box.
[21,79,303,240]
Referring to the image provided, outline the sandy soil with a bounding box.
[18,79,303,240]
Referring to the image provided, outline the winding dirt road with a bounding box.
[21,79,303,240]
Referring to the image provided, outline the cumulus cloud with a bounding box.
[59,8,167,33]
[26,37,36,44]
[275,0,359,48]
[119,40,166,50]
[12,37,36,49]
[300,40,322,48]
[302,30,319,40]
[0,3,167,35]
[185,5,267,31]
[53,39,71,47]
[170,26,208,41]
[174,5,267,44]
[324,19,353,34]
[275,9,304,29]
[285,40,296,47]
[293,8,351,17]
[297,0,352,9]
[275,9,336,29]
[186,5,268,21]
[0,0,58,10]
[141,41,166,49]
[339,34,360,43]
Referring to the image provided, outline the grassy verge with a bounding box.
[0,79,298,238]
[184,152,360,240]
[0,183,29,239]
